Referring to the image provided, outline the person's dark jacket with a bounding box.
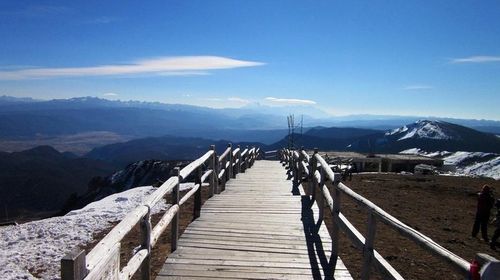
[477,191,495,215]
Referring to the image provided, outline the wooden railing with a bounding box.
[61,144,260,280]
[281,148,500,280]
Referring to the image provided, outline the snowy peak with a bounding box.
[386,120,460,141]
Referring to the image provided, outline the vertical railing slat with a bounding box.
[140,207,152,280]
[171,167,180,252]
[361,211,377,280]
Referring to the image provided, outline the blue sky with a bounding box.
[0,1,499,120]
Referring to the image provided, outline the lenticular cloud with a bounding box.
[0,56,264,80]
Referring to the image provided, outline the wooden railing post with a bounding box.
[361,211,377,280]
[298,147,305,183]
[171,167,180,252]
[244,146,249,171]
[236,145,241,174]
[211,145,219,194]
[317,167,326,225]
[61,249,87,280]
[331,173,342,268]
[208,146,215,197]
[228,144,234,179]
[140,206,152,280]
[309,149,318,197]
[193,166,202,220]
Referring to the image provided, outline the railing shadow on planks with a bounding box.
[60,144,260,280]
[280,148,500,280]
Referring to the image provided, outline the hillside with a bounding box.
[304,126,380,139]
[86,135,267,166]
[0,146,116,221]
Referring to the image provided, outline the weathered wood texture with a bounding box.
[157,160,352,280]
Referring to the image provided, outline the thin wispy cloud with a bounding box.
[0,5,71,18]
[0,56,264,80]
[228,97,251,104]
[450,56,500,64]
[403,85,434,91]
[82,16,120,25]
[103,92,118,97]
[265,97,316,105]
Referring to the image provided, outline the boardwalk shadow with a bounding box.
[301,195,336,279]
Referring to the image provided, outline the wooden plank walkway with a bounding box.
[157,160,352,280]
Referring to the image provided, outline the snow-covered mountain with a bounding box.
[385,120,460,141]
[348,120,500,153]
[400,148,500,179]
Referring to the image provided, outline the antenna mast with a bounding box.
[287,114,303,150]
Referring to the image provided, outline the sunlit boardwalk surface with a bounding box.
[157,160,352,280]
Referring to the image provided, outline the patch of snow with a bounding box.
[385,125,408,136]
[399,148,423,155]
[399,148,500,180]
[426,151,452,158]
[0,184,194,280]
[459,156,500,180]
[443,151,493,165]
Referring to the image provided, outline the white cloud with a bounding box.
[450,56,500,63]
[103,92,118,97]
[156,71,210,76]
[264,97,316,105]
[403,85,434,91]
[0,56,264,80]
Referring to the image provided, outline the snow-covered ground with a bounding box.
[0,183,193,280]
[400,148,500,179]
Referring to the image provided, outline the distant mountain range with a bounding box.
[0,96,499,152]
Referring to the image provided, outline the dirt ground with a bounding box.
[322,173,500,279]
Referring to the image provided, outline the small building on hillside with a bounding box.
[313,151,443,173]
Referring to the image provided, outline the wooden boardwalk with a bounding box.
[157,160,352,280]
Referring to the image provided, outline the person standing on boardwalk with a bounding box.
[472,185,495,242]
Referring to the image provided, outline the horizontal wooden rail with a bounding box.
[61,144,260,280]
[280,148,496,279]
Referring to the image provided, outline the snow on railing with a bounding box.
[61,144,260,280]
[281,148,500,280]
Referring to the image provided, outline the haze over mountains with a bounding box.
[1,96,499,154]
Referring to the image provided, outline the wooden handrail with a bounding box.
[280,148,492,279]
[61,144,260,280]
